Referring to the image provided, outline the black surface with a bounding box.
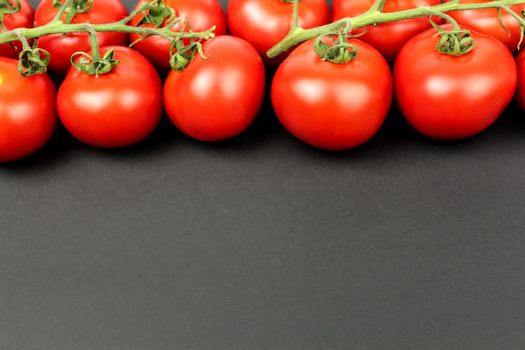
[2,1,525,349]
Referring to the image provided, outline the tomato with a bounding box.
[0,58,56,162]
[271,38,392,151]
[164,36,265,142]
[332,0,441,62]
[448,0,525,52]
[395,26,516,140]
[227,0,330,65]
[130,0,227,74]
[34,0,129,76]
[0,0,34,59]
[57,46,163,148]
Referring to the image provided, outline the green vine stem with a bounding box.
[267,0,525,58]
[0,1,215,55]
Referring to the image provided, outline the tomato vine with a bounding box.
[267,0,525,59]
[0,0,215,75]
[0,0,525,75]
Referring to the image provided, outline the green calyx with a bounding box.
[435,29,475,56]
[429,19,475,56]
[167,18,210,72]
[314,34,358,64]
[53,0,93,23]
[53,0,92,12]
[137,0,175,27]
[169,38,205,72]
[282,0,300,3]
[18,46,50,77]
[71,49,119,76]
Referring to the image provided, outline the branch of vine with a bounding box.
[267,0,525,58]
[0,1,215,46]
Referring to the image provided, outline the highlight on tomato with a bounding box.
[0,57,56,162]
[227,0,331,65]
[394,25,517,140]
[272,37,393,151]
[164,35,266,142]
[332,0,441,62]
[0,0,34,59]
[57,46,163,148]
[447,0,525,52]
[130,0,227,74]
[34,0,129,76]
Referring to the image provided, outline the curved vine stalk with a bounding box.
[267,0,525,59]
[0,1,214,45]
[0,0,215,75]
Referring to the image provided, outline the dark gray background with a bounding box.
[2,0,525,349]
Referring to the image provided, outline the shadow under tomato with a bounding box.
[496,101,525,132]
[78,116,183,159]
[0,124,76,172]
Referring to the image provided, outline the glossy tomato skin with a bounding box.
[0,58,56,162]
[164,36,265,142]
[0,0,34,58]
[332,0,441,62]
[130,0,226,74]
[395,26,516,140]
[272,38,392,151]
[57,46,163,148]
[35,0,129,76]
[227,0,330,65]
[448,0,525,52]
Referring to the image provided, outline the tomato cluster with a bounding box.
[0,0,524,162]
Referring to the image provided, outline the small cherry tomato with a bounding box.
[0,58,56,162]
[272,38,393,151]
[34,0,129,76]
[448,0,525,52]
[130,0,227,74]
[164,35,265,142]
[0,0,34,59]
[332,0,441,62]
[57,46,163,148]
[395,26,517,140]
[227,0,330,65]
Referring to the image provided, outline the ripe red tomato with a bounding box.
[332,0,441,62]
[227,0,330,64]
[130,0,227,74]
[395,26,516,140]
[272,38,392,151]
[164,36,265,142]
[0,0,34,58]
[57,46,163,148]
[0,58,56,162]
[448,0,525,52]
[34,0,129,76]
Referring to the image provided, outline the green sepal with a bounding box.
[435,30,475,56]
[18,45,51,77]
[71,49,120,77]
[314,35,358,64]
[169,40,200,72]
[52,0,92,12]
[52,0,93,23]
[137,0,175,28]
